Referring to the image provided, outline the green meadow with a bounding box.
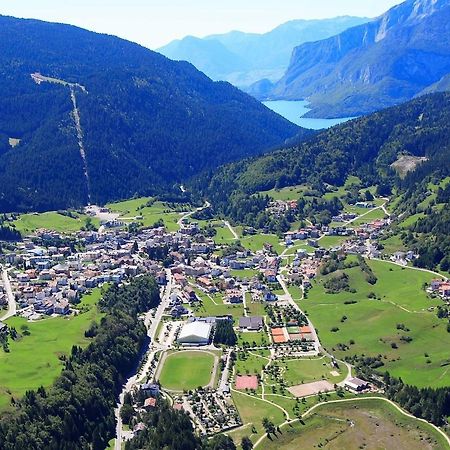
[261,398,449,450]
[306,260,449,387]
[107,197,184,231]
[0,289,103,409]
[12,211,100,235]
[192,291,245,322]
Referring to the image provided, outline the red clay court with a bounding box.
[235,375,259,390]
[271,327,284,336]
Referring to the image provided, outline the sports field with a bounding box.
[0,289,103,409]
[306,260,450,387]
[158,351,216,391]
[261,398,449,450]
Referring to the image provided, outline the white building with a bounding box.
[177,322,212,346]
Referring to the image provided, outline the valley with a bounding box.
[1,176,449,448]
[0,2,449,449]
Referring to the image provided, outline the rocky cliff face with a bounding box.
[268,0,450,118]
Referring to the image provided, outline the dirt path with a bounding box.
[223,220,239,240]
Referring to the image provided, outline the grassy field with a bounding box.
[235,350,270,375]
[379,234,407,254]
[0,289,103,409]
[267,357,345,387]
[306,260,450,387]
[246,299,267,317]
[12,211,100,235]
[351,208,387,226]
[400,212,426,229]
[240,234,284,254]
[230,269,259,279]
[261,185,309,202]
[318,235,351,249]
[192,291,245,321]
[228,390,286,444]
[107,197,184,231]
[261,398,449,450]
[158,351,216,391]
[237,331,270,347]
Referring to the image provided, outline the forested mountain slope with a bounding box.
[158,17,369,88]
[194,92,450,221]
[0,15,300,213]
[269,0,450,118]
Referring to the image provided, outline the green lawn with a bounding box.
[319,235,351,249]
[0,289,104,409]
[271,357,345,387]
[107,197,184,231]
[260,185,309,201]
[400,213,426,229]
[240,234,284,254]
[228,390,286,444]
[260,398,449,450]
[351,208,387,226]
[237,331,270,347]
[158,351,216,391]
[192,292,245,321]
[379,234,407,254]
[287,285,303,301]
[306,260,449,387]
[12,211,99,235]
[235,350,270,375]
[246,298,267,317]
[230,269,259,279]
[213,223,236,243]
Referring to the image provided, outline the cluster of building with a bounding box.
[429,279,450,299]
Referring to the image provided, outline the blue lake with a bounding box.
[263,100,354,130]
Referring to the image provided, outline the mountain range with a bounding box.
[264,0,450,117]
[0,15,301,213]
[157,17,370,88]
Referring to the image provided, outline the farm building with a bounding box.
[177,321,212,346]
[345,377,370,392]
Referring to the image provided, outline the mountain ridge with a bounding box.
[266,0,450,117]
[158,16,371,88]
[0,15,301,213]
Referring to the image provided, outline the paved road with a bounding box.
[177,201,210,228]
[218,349,232,393]
[115,270,173,450]
[0,268,16,321]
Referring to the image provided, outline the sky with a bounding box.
[0,0,405,49]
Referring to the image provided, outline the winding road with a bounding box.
[0,267,16,321]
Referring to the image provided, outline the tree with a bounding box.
[241,436,253,450]
[261,417,276,436]
[208,434,236,450]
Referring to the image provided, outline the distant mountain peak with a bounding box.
[157,16,370,88]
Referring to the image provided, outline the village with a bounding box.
[0,197,449,448]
